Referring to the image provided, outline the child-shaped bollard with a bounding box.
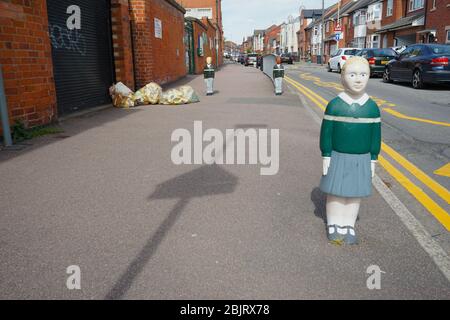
[204,57,215,96]
[319,56,381,245]
[273,56,284,95]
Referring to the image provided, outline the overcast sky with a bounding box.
[223,0,338,44]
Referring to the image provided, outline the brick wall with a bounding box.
[111,0,135,90]
[176,0,223,65]
[130,0,187,88]
[192,19,207,74]
[201,17,217,66]
[425,0,450,44]
[0,0,56,133]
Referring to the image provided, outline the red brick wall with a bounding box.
[130,0,187,88]
[111,0,135,90]
[192,20,207,74]
[176,0,223,65]
[382,0,406,26]
[0,0,56,133]
[425,0,450,44]
[200,17,217,66]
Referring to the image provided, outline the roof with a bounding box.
[328,0,366,20]
[345,0,379,16]
[302,9,323,19]
[375,13,425,33]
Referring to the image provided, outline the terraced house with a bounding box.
[304,0,450,64]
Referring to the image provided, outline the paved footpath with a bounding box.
[0,63,449,299]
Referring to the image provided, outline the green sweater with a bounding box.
[320,95,381,160]
[273,64,284,78]
[204,65,215,79]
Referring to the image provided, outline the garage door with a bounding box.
[47,0,115,115]
[395,34,416,47]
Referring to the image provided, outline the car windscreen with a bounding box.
[344,49,358,55]
[372,48,397,57]
[428,45,450,55]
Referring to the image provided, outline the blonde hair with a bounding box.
[341,56,370,74]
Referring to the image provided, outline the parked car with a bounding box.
[355,48,398,77]
[245,53,258,66]
[383,44,450,89]
[239,54,247,64]
[280,53,294,64]
[327,48,360,73]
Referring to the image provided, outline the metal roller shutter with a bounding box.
[47,0,115,115]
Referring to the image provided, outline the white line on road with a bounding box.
[288,83,450,283]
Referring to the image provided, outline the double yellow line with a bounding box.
[285,76,450,231]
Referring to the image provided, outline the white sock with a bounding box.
[326,195,346,229]
[342,198,361,228]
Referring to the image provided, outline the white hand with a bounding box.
[371,160,377,178]
[323,157,331,176]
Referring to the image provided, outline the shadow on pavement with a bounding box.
[311,187,327,224]
[0,107,143,163]
[105,164,238,299]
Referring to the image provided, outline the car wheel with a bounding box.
[383,67,392,83]
[327,63,332,72]
[337,63,341,73]
[412,69,424,89]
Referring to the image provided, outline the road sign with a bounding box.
[334,24,342,32]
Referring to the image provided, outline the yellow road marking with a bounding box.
[285,76,450,229]
[382,143,450,204]
[379,156,450,231]
[290,74,450,127]
[435,163,450,178]
[383,108,450,127]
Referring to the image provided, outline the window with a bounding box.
[353,37,366,48]
[326,21,329,32]
[344,49,358,55]
[409,0,424,12]
[314,27,318,36]
[367,3,382,21]
[447,30,450,44]
[387,0,393,16]
[400,46,414,58]
[368,35,379,48]
[410,46,422,57]
[353,10,366,25]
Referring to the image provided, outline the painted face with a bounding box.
[206,57,212,64]
[341,61,370,96]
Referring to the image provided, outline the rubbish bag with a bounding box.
[133,82,162,105]
[160,88,184,105]
[109,82,135,108]
[178,86,200,104]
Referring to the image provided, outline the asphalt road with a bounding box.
[0,62,449,299]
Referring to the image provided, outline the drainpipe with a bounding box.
[216,0,219,67]
[0,64,13,147]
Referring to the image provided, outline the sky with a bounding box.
[222,0,338,44]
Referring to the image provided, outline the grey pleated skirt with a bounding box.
[320,151,372,198]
